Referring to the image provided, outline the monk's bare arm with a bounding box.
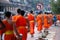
[13,23,22,40]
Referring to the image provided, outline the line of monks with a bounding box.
[0,8,60,40]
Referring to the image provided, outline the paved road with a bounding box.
[27,25,60,40]
[53,26,60,40]
[27,25,54,40]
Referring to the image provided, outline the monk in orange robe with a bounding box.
[42,13,48,37]
[36,13,43,33]
[12,9,28,40]
[2,11,16,40]
[49,14,53,26]
[57,15,60,21]
[44,14,49,29]
[27,10,35,37]
[56,15,58,20]
[47,14,53,27]
[43,13,51,36]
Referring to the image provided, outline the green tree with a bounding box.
[51,0,60,14]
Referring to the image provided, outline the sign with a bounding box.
[36,3,44,10]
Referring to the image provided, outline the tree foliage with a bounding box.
[51,0,60,14]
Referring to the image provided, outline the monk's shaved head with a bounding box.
[4,11,11,18]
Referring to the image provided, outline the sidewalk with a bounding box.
[53,25,60,40]
[27,25,59,40]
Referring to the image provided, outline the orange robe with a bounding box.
[50,14,53,25]
[57,15,60,20]
[44,14,49,29]
[27,14,34,34]
[12,15,27,40]
[2,19,16,40]
[48,14,53,26]
[36,14,42,31]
